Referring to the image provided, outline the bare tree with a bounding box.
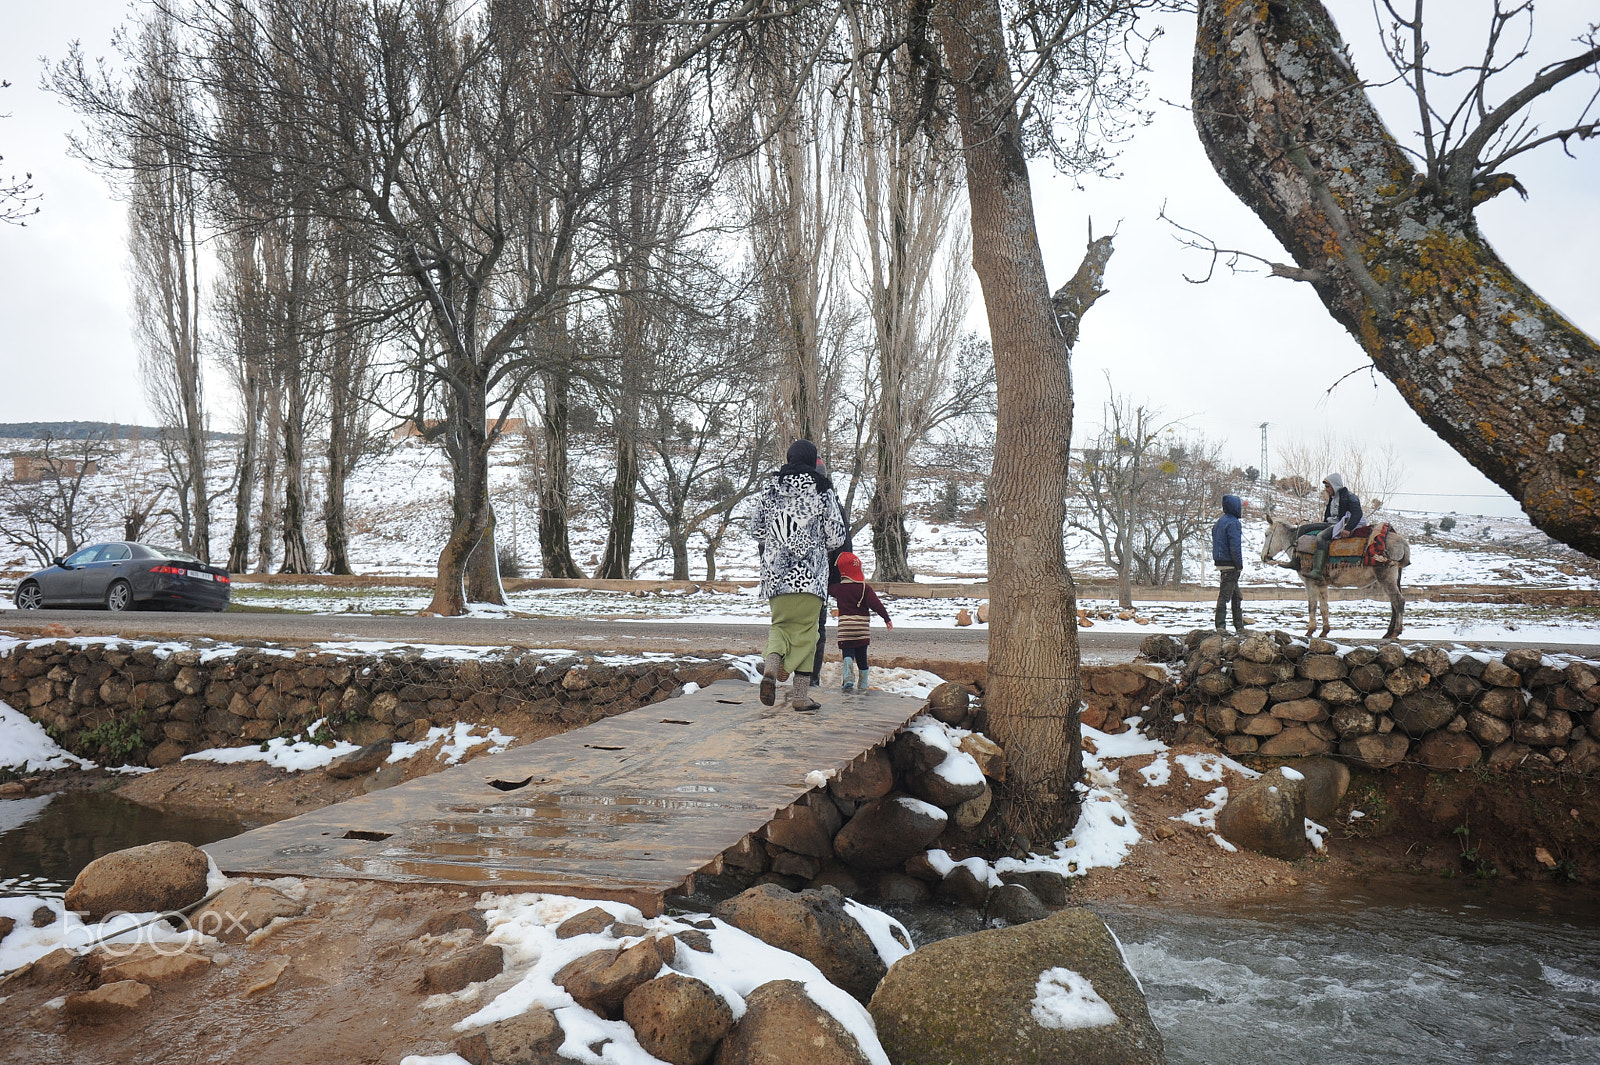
[1275,433,1409,523]
[119,12,212,561]
[846,2,974,583]
[0,433,113,565]
[0,80,40,225]
[1190,0,1600,557]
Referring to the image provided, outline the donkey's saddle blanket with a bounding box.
[1295,523,1391,566]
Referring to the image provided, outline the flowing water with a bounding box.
[1099,880,1600,1065]
[0,792,256,898]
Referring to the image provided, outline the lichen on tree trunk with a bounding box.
[1193,0,1600,556]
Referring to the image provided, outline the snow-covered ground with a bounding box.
[2,434,1593,590]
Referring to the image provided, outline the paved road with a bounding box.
[4,610,1598,665]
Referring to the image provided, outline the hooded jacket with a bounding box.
[1322,473,1363,536]
[1212,494,1244,568]
[754,466,847,600]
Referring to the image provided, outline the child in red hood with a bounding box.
[828,551,892,692]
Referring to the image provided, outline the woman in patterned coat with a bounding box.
[755,439,846,710]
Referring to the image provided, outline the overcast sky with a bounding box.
[0,1,1595,521]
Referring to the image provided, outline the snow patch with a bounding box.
[0,701,95,772]
[1030,967,1118,1030]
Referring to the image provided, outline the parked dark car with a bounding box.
[13,542,231,612]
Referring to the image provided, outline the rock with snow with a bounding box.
[455,1006,564,1065]
[713,979,873,1065]
[554,935,675,1019]
[624,972,736,1065]
[999,869,1070,907]
[554,906,616,939]
[1215,767,1307,861]
[832,796,947,871]
[711,884,886,1005]
[936,864,993,909]
[63,841,211,922]
[868,908,1162,1065]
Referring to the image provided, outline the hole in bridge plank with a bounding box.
[715,699,744,705]
[488,776,538,791]
[584,744,626,751]
[659,719,693,725]
[342,830,392,842]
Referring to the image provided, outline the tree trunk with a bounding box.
[254,381,282,574]
[869,484,914,582]
[668,527,690,581]
[936,0,1087,841]
[228,364,260,573]
[1194,0,1600,556]
[596,420,639,579]
[539,368,583,578]
[426,434,491,617]
[465,502,506,604]
[278,365,311,574]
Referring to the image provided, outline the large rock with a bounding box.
[711,885,885,1004]
[64,841,211,922]
[1294,758,1351,821]
[1514,710,1574,747]
[958,734,1006,781]
[1412,732,1483,769]
[1340,732,1411,769]
[1257,726,1333,757]
[1481,659,1523,688]
[624,973,736,1065]
[554,936,675,1018]
[1477,687,1526,720]
[1347,663,1388,693]
[456,1007,565,1065]
[1330,707,1377,737]
[1215,767,1307,860]
[1297,655,1347,681]
[764,795,843,859]
[1268,678,1316,702]
[1392,690,1456,736]
[925,683,973,725]
[1465,710,1513,747]
[1227,688,1269,714]
[423,943,505,993]
[96,945,211,985]
[832,796,947,871]
[191,882,305,942]
[1233,659,1291,687]
[986,884,1050,925]
[868,909,1162,1065]
[1270,698,1328,722]
[830,749,895,804]
[714,980,872,1065]
[325,741,393,779]
[63,979,153,1021]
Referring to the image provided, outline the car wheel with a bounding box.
[15,581,43,610]
[106,579,133,612]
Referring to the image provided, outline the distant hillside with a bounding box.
[0,422,241,442]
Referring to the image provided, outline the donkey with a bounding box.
[1261,520,1411,639]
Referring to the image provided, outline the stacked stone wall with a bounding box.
[0,639,741,769]
[1145,631,1600,773]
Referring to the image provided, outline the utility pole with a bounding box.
[1258,422,1271,520]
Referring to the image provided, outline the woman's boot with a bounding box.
[791,671,820,712]
[760,652,782,706]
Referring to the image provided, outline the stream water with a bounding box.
[0,792,256,898]
[1097,879,1600,1065]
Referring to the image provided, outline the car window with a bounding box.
[63,546,99,567]
[149,547,203,564]
[95,544,132,562]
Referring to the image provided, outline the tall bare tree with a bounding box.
[0,433,112,564]
[1191,0,1600,556]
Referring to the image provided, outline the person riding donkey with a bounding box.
[1306,472,1362,581]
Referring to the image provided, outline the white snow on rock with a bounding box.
[1306,818,1328,852]
[1137,754,1171,786]
[0,700,95,772]
[1280,766,1305,782]
[0,894,215,975]
[183,720,360,773]
[1030,967,1118,1030]
[1177,786,1230,831]
[925,849,1002,889]
[842,899,915,968]
[387,722,515,766]
[454,893,893,1065]
[1175,752,1260,783]
[804,770,833,789]
[903,716,984,788]
[893,796,947,824]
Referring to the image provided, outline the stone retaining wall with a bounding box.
[1145,631,1600,773]
[0,639,742,769]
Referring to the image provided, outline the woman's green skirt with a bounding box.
[765,592,823,674]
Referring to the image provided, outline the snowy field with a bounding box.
[2,434,1593,591]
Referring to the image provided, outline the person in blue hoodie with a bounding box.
[1212,494,1247,632]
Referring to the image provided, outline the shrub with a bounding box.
[497,545,525,579]
[1439,515,1456,532]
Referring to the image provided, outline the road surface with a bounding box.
[4,610,1598,665]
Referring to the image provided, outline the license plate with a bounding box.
[187,570,214,581]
